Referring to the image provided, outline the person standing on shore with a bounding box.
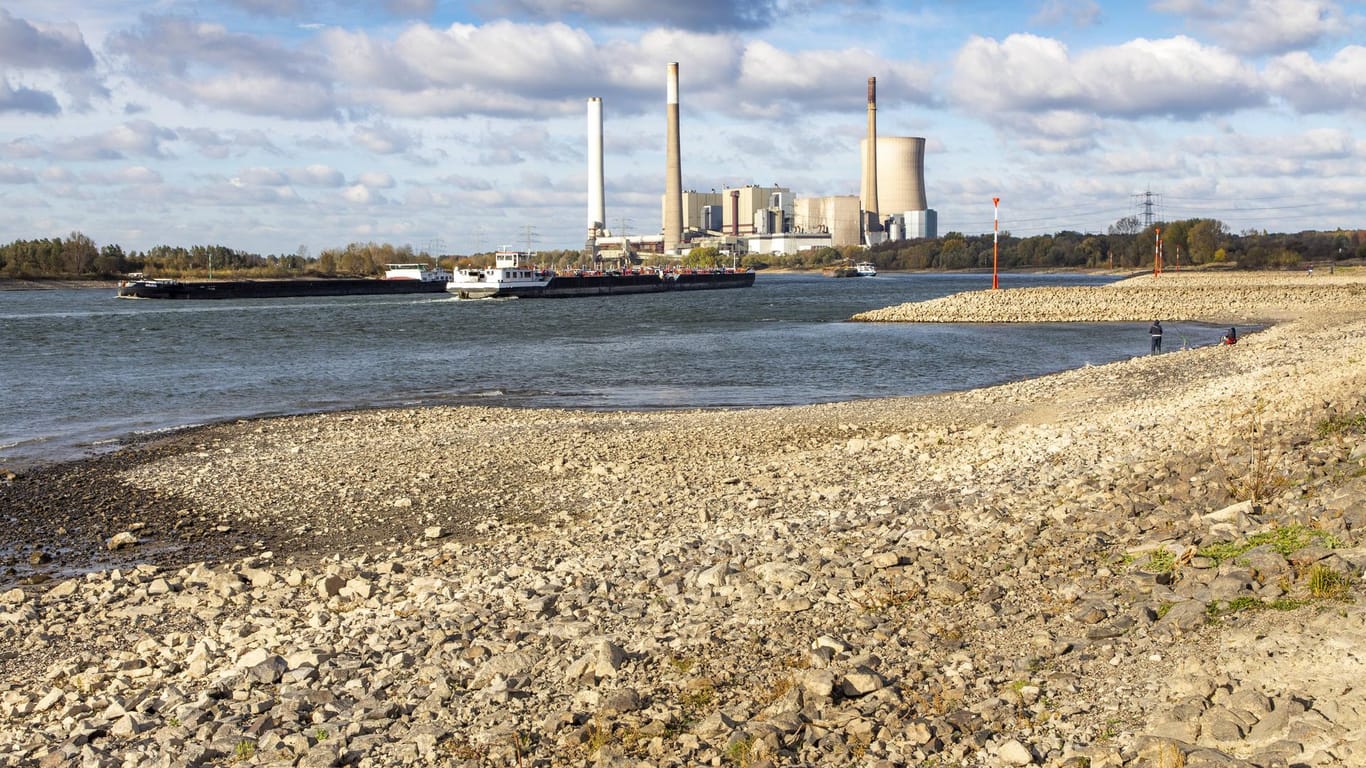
[1149,320,1163,353]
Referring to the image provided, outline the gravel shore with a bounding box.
[2,270,1364,767]
[853,269,1366,324]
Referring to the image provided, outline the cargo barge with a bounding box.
[448,251,754,299]
[116,264,452,300]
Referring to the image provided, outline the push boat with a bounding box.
[447,251,755,299]
[855,261,878,277]
[116,264,453,300]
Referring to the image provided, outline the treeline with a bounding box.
[0,233,444,279]
[749,220,1365,272]
[3,223,1363,279]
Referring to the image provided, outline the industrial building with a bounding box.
[793,196,862,248]
[862,135,938,241]
[585,66,937,261]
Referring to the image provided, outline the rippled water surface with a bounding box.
[0,272,1227,467]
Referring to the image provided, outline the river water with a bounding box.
[0,272,1226,468]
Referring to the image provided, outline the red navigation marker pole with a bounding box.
[1154,226,1162,277]
[992,197,1000,290]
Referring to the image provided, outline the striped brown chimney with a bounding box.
[730,190,739,236]
[664,62,683,254]
[861,76,881,239]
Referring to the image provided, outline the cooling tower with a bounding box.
[586,97,605,237]
[860,77,880,239]
[860,136,928,215]
[664,63,683,254]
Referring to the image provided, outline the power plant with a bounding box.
[590,67,935,260]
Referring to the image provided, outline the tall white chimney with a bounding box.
[664,62,683,255]
[861,76,881,243]
[586,97,605,237]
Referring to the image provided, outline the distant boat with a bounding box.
[447,250,754,299]
[855,261,878,277]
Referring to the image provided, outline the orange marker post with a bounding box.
[1154,226,1162,277]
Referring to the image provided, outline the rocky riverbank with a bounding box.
[853,270,1366,323]
[1,272,1364,767]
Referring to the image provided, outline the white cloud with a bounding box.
[998,110,1105,154]
[119,165,163,185]
[351,122,419,154]
[0,163,36,183]
[1182,126,1364,161]
[0,137,48,159]
[227,0,435,19]
[341,183,378,204]
[226,0,307,16]
[0,9,107,112]
[234,167,289,186]
[186,74,336,120]
[1152,0,1343,55]
[108,15,337,119]
[951,34,1264,121]
[1030,0,1102,27]
[102,120,178,157]
[438,173,496,190]
[473,0,785,32]
[288,165,346,187]
[1265,46,1366,113]
[0,77,60,114]
[3,1,1362,253]
[195,180,303,206]
[330,20,608,118]
[0,9,95,70]
[44,120,178,161]
[1095,149,1191,176]
[84,165,164,185]
[178,127,283,159]
[41,166,75,182]
[732,41,936,117]
[319,20,926,121]
[385,0,436,19]
[357,171,395,188]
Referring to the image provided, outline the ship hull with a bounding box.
[449,270,754,299]
[117,278,450,300]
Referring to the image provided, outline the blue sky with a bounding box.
[1,0,1362,255]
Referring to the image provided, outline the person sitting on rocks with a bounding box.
[1222,327,1238,345]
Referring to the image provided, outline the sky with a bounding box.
[0,0,1363,256]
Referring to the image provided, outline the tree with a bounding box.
[1187,219,1226,264]
[1080,236,1108,267]
[62,231,98,274]
[683,246,722,268]
[939,234,968,269]
[1108,215,1141,236]
[94,243,127,276]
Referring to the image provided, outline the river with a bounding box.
[0,272,1226,468]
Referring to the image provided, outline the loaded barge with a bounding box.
[448,251,754,299]
[116,264,452,300]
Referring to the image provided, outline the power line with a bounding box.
[1133,189,1161,229]
[520,225,539,253]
